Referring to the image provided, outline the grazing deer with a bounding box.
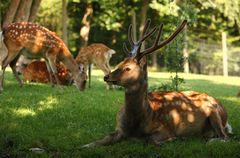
[23,60,73,85]
[82,20,231,148]
[0,22,86,92]
[75,43,115,89]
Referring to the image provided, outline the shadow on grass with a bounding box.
[0,71,123,156]
[0,71,240,157]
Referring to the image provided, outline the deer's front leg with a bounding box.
[45,60,55,86]
[82,130,125,148]
[45,53,61,87]
[147,127,176,145]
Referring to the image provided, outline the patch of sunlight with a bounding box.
[148,72,172,79]
[91,69,105,77]
[97,77,104,82]
[13,108,36,117]
[37,96,59,111]
[220,96,239,103]
[148,72,240,86]
[91,69,240,86]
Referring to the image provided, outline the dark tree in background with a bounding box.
[2,0,41,26]
[1,0,240,76]
[62,0,68,46]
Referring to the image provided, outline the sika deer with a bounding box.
[0,22,86,92]
[75,43,115,89]
[23,60,73,85]
[82,19,231,147]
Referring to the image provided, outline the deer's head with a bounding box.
[104,19,187,88]
[73,63,88,90]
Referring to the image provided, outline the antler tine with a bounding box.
[128,24,134,47]
[140,19,151,40]
[137,20,187,60]
[154,24,163,46]
[123,42,130,56]
[140,27,157,43]
[136,27,157,55]
[136,24,162,57]
[135,19,155,55]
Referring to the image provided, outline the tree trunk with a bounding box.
[222,32,228,77]
[2,0,21,27]
[28,0,42,22]
[131,9,137,42]
[14,0,33,22]
[80,3,93,47]
[139,0,149,50]
[138,0,150,79]
[62,0,68,46]
[152,53,158,69]
[183,25,189,73]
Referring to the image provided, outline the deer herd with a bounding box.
[0,19,232,147]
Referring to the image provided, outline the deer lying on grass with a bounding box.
[23,60,73,85]
[82,20,231,148]
[0,22,86,92]
[75,43,115,89]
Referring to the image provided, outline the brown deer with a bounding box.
[82,20,231,148]
[75,43,115,89]
[0,22,87,92]
[23,60,74,85]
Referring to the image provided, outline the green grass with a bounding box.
[0,69,240,158]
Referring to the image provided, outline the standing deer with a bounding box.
[0,22,86,92]
[75,43,115,89]
[82,20,231,148]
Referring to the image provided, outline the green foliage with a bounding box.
[1,0,240,74]
[0,69,240,157]
[36,0,62,34]
[149,74,185,92]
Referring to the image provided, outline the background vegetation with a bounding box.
[1,0,240,75]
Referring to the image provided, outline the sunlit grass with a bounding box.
[0,68,240,157]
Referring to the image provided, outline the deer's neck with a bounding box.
[124,66,149,114]
[123,78,149,135]
[60,48,79,76]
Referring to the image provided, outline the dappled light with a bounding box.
[187,113,195,123]
[13,108,36,117]
[170,109,181,125]
[37,96,58,111]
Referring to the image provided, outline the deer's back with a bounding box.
[76,43,113,65]
[3,22,64,53]
[145,91,227,136]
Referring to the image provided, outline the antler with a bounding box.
[135,20,188,61]
[123,19,157,57]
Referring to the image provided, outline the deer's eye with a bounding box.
[124,67,131,72]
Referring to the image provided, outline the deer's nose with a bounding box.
[104,75,109,81]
